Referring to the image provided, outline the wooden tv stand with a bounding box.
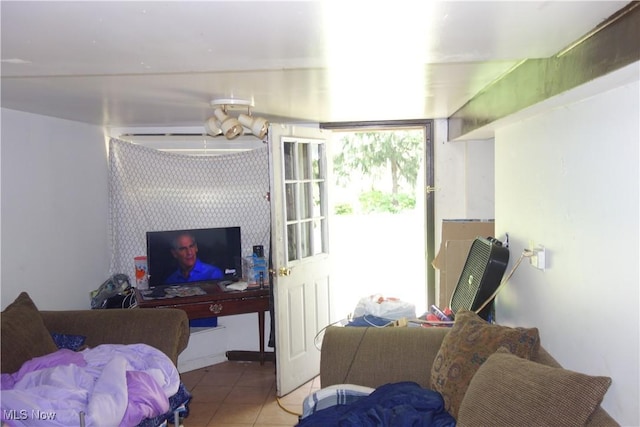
[135,283,274,364]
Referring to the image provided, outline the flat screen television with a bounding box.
[146,226,242,288]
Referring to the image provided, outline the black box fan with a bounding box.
[450,236,509,321]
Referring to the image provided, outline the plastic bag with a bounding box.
[90,274,133,309]
[353,294,416,320]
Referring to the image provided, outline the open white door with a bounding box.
[268,124,332,396]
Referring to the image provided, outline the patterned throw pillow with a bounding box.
[457,348,612,426]
[51,332,87,351]
[430,309,540,418]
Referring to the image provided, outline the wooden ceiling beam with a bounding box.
[448,2,640,141]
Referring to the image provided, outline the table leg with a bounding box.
[225,309,274,364]
[258,310,265,365]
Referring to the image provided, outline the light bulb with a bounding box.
[204,117,222,136]
[214,108,243,140]
[239,114,269,139]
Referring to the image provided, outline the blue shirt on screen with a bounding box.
[165,259,223,284]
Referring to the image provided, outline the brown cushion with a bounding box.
[457,348,612,426]
[430,309,540,418]
[1,292,59,373]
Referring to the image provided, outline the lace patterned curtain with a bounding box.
[108,138,271,281]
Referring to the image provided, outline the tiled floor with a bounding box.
[179,360,320,427]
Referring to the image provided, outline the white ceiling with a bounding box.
[0,1,630,130]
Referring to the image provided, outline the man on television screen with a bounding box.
[165,232,223,284]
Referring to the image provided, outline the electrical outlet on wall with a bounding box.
[529,245,546,271]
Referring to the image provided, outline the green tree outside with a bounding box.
[333,130,423,214]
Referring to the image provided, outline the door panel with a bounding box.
[269,125,331,396]
[287,284,305,355]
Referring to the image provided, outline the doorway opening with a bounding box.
[322,121,435,320]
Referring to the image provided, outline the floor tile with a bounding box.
[255,400,300,425]
[207,403,262,424]
[181,360,314,427]
[190,384,233,403]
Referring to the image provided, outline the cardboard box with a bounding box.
[432,220,495,309]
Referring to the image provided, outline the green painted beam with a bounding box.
[448,2,640,141]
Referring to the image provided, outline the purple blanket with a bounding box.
[1,344,180,426]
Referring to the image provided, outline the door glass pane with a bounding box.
[287,224,298,262]
[285,183,297,220]
[311,144,321,179]
[300,183,311,219]
[282,139,328,262]
[284,142,295,180]
[301,221,312,258]
[298,144,310,179]
[312,181,323,217]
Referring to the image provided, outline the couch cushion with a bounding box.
[430,309,540,418]
[1,292,59,373]
[457,347,612,426]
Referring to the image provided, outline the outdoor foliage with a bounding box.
[334,203,354,215]
[333,130,422,214]
[359,190,416,214]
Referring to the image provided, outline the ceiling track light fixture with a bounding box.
[205,99,269,140]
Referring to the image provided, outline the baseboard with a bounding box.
[226,350,275,363]
[178,352,228,373]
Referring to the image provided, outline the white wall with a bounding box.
[494,79,639,425]
[432,118,496,270]
[0,108,271,359]
[1,109,110,309]
[465,140,495,217]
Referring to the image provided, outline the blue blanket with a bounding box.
[296,381,455,427]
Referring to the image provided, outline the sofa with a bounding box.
[1,292,190,373]
[1,292,192,426]
[318,310,618,426]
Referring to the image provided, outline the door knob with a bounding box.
[278,267,291,276]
